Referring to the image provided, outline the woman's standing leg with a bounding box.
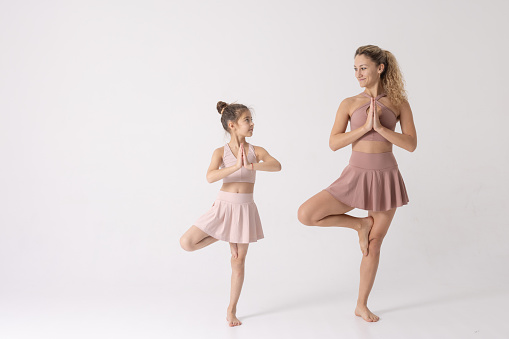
[227,243,249,327]
[355,207,397,322]
[180,226,218,251]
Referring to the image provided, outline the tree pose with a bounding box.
[180,101,281,327]
[298,45,417,322]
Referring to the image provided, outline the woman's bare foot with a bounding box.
[226,307,242,327]
[355,304,380,322]
[230,243,238,259]
[358,216,374,256]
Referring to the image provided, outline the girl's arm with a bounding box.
[374,100,417,152]
[206,147,242,183]
[329,99,371,151]
[249,146,281,172]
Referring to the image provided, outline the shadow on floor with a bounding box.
[376,286,506,315]
[241,289,348,319]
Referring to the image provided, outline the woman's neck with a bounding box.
[364,84,385,98]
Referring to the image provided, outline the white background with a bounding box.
[1,0,508,338]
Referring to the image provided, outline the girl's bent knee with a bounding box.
[180,236,194,252]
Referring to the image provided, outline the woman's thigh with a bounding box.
[298,190,354,224]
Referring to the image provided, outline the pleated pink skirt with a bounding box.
[194,191,264,244]
[325,151,409,212]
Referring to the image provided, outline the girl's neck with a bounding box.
[229,135,247,147]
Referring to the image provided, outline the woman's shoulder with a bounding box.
[341,94,369,106]
[393,98,412,119]
[338,94,368,116]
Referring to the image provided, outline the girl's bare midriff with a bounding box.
[352,140,393,153]
[221,182,255,194]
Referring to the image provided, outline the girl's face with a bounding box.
[354,54,384,88]
[230,111,254,137]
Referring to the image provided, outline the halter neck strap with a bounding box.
[361,92,387,100]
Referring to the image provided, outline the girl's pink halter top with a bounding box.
[220,143,257,183]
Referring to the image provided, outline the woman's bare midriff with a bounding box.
[220,182,255,193]
[352,140,393,153]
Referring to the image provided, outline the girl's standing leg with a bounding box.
[180,226,218,251]
[227,243,249,327]
[355,207,397,322]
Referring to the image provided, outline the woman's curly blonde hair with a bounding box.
[355,45,407,106]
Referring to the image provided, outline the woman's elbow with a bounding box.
[407,140,417,152]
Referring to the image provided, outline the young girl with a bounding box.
[298,45,417,322]
[179,101,281,327]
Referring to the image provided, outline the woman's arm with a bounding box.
[374,100,417,152]
[249,146,281,172]
[206,147,242,183]
[329,99,371,151]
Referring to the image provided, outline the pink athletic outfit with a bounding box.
[324,93,409,211]
[194,143,264,243]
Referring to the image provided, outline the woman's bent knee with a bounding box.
[297,204,314,226]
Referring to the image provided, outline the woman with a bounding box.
[180,101,281,327]
[297,45,417,322]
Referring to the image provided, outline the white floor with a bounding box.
[2,279,508,339]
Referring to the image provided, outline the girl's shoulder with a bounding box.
[252,145,268,156]
[211,145,226,158]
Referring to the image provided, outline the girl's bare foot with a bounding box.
[226,307,242,327]
[358,216,374,256]
[230,243,238,259]
[355,304,380,322]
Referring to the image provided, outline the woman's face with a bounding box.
[229,111,254,137]
[354,54,384,88]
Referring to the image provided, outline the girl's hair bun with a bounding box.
[217,101,228,115]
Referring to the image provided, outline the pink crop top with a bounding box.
[221,143,257,183]
[350,93,398,142]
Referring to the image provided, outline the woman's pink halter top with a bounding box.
[350,92,398,142]
[221,143,257,183]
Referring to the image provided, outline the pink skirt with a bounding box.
[325,151,409,212]
[194,191,264,244]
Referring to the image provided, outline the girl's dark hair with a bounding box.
[216,101,250,132]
